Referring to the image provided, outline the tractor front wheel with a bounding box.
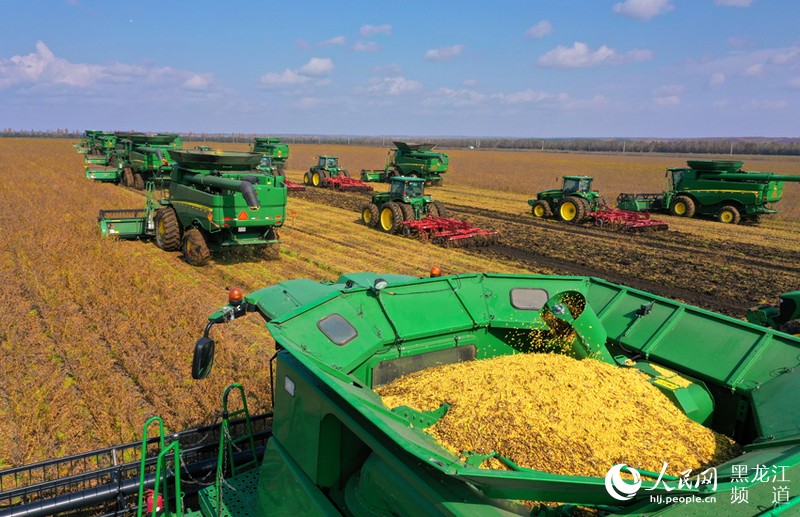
[183,229,211,266]
[133,173,145,191]
[531,200,552,218]
[380,202,403,233]
[717,205,741,225]
[557,196,587,223]
[303,172,311,186]
[669,195,696,218]
[362,203,379,228]
[429,200,448,218]
[154,208,181,251]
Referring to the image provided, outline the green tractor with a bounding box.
[361,177,447,233]
[303,155,350,187]
[746,290,800,335]
[98,149,286,266]
[529,176,602,224]
[251,137,289,174]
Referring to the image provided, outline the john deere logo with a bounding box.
[605,464,642,501]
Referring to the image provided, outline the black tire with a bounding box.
[717,205,741,225]
[379,202,403,233]
[557,196,587,223]
[428,200,448,218]
[779,318,800,336]
[121,166,134,187]
[133,173,144,191]
[362,203,379,228]
[400,203,415,221]
[183,229,211,266]
[277,163,286,175]
[669,195,696,218]
[531,200,552,218]
[154,208,181,251]
[303,172,311,186]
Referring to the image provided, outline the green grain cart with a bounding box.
[617,160,800,224]
[3,272,799,515]
[251,137,289,174]
[361,141,449,185]
[111,132,184,190]
[98,149,286,265]
[529,175,602,223]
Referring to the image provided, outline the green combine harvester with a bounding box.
[113,133,184,190]
[617,160,800,224]
[83,132,121,181]
[361,141,449,185]
[251,137,289,174]
[97,149,286,265]
[4,272,796,515]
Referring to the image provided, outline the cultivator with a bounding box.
[589,207,669,232]
[284,180,305,192]
[402,215,500,247]
[323,175,373,192]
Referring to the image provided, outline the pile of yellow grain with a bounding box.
[376,353,740,477]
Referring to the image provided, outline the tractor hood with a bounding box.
[216,272,800,509]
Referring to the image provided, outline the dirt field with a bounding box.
[1,138,799,466]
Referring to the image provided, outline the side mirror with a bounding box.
[192,337,215,379]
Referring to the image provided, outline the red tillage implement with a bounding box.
[588,207,669,232]
[323,176,374,192]
[402,216,500,247]
[285,180,306,192]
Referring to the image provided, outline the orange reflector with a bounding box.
[276,215,282,219]
[207,213,213,221]
[228,288,244,306]
[430,265,442,278]
[238,211,248,221]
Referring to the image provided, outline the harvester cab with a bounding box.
[746,290,800,335]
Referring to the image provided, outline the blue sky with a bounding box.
[1,0,798,138]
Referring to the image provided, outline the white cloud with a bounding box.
[354,41,382,52]
[708,72,726,88]
[769,47,800,65]
[613,0,674,20]
[424,45,465,62]
[525,20,553,39]
[653,84,682,107]
[0,41,214,91]
[360,76,422,96]
[298,58,334,76]
[360,24,392,37]
[319,36,346,47]
[435,87,487,106]
[789,77,800,89]
[259,58,334,89]
[538,42,652,68]
[715,0,754,6]
[743,63,764,77]
[491,89,556,104]
[463,79,478,87]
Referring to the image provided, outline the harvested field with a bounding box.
[1,137,799,466]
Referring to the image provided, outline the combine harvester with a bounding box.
[362,177,498,246]
[304,155,373,192]
[83,132,121,182]
[97,149,286,265]
[617,160,800,224]
[251,136,289,174]
[2,271,798,515]
[530,176,668,231]
[361,141,449,185]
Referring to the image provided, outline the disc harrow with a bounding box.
[323,176,374,192]
[285,180,306,192]
[588,207,669,232]
[402,216,500,247]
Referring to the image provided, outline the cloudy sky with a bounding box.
[1,0,798,137]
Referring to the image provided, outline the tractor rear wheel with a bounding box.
[133,173,144,190]
[183,229,211,266]
[380,202,403,233]
[400,203,415,221]
[154,208,181,251]
[557,196,586,223]
[531,200,552,218]
[429,200,448,218]
[717,205,741,224]
[121,167,134,187]
[669,195,696,218]
[362,203,379,228]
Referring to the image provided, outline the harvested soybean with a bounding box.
[376,353,740,478]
